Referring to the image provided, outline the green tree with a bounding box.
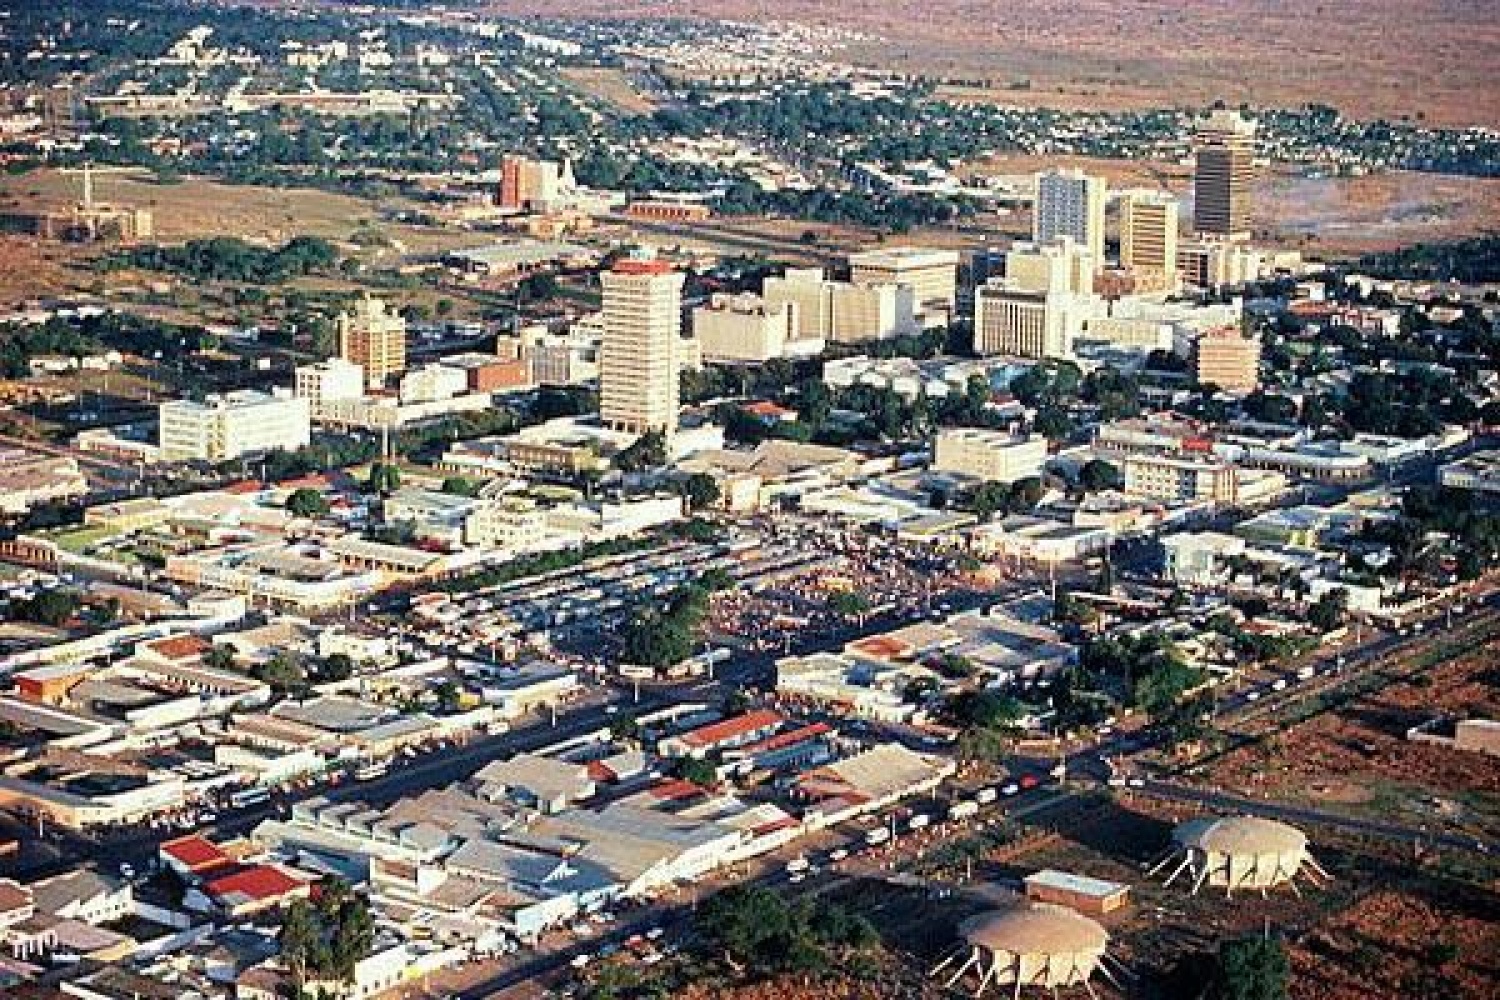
[1078,459,1121,492]
[11,590,80,627]
[286,487,330,518]
[676,757,719,787]
[616,430,668,472]
[826,590,871,618]
[676,472,721,511]
[366,462,401,496]
[204,644,237,672]
[1307,588,1349,632]
[441,476,481,497]
[1210,936,1290,1000]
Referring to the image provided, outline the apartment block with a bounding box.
[847,246,959,325]
[691,292,805,362]
[1194,327,1262,393]
[1119,190,1180,291]
[158,390,311,463]
[337,295,407,388]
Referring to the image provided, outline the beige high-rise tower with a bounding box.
[1034,169,1107,263]
[337,295,407,389]
[1193,110,1256,239]
[1120,190,1180,291]
[600,259,684,438]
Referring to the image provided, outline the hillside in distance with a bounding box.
[483,0,1500,127]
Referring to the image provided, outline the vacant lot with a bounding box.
[560,66,658,114]
[1204,627,1500,838]
[482,0,1500,127]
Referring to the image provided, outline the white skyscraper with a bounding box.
[600,258,685,438]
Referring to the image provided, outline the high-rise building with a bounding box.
[762,268,918,345]
[1193,110,1257,238]
[159,390,311,463]
[692,292,805,363]
[497,155,571,212]
[974,285,1094,361]
[599,259,684,437]
[763,268,834,344]
[1034,169,1106,263]
[337,296,407,389]
[1193,327,1262,394]
[847,246,960,327]
[294,358,366,407]
[1005,237,1097,296]
[1177,235,1264,289]
[1119,191,1180,291]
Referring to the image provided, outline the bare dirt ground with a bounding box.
[1203,632,1500,838]
[481,0,1500,128]
[559,66,659,114]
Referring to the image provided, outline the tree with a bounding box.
[278,898,323,991]
[970,481,1011,521]
[10,589,79,627]
[254,653,307,695]
[676,757,719,788]
[616,430,667,472]
[205,644,237,672]
[441,476,481,497]
[366,462,401,496]
[1209,936,1290,1000]
[1078,459,1121,492]
[1307,588,1349,632]
[286,487,330,518]
[676,472,721,511]
[826,590,871,618]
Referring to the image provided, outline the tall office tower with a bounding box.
[1119,190,1180,291]
[1193,109,1257,238]
[1005,237,1097,296]
[599,258,684,437]
[1033,169,1107,263]
[847,246,960,326]
[337,295,407,389]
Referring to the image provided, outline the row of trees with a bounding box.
[104,235,337,284]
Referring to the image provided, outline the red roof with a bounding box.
[224,480,263,494]
[207,865,305,903]
[161,835,232,872]
[146,635,211,662]
[679,710,784,749]
[277,474,331,490]
[739,722,832,756]
[648,778,707,802]
[613,259,674,275]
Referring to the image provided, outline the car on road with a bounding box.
[1000,783,1020,797]
[569,954,591,970]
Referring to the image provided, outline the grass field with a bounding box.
[559,66,658,114]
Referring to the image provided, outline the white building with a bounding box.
[932,430,1048,483]
[600,259,684,438]
[691,292,810,362]
[158,390,311,463]
[294,358,366,407]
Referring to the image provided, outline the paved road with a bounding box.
[1136,779,1497,856]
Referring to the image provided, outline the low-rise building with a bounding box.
[158,390,311,463]
[932,430,1047,483]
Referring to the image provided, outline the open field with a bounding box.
[483,0,1500,127]
[559,66,659,114]
[0,169,485,254]
[1201,628,1500,839]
